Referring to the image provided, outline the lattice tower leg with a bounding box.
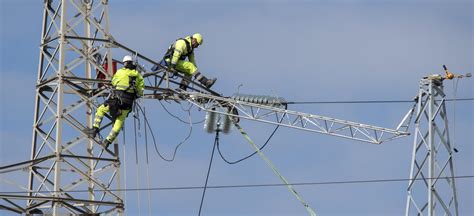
[25,0,123,215]
[405,76,459,216]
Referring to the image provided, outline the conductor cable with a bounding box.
[158,99,204,125]
[136,103,192,162]
[217,113,286,164]
[197,128,219,216]
[133,112,142,216]
[143,106,153,216]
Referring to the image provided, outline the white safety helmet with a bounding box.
[192,33,203,45]
[122,55,133,63]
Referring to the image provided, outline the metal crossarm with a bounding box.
[185,92,410,144]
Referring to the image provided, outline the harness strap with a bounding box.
[163,38,193,61]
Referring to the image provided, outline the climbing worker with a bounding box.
[84,55,144,148]
[155,33,216,90]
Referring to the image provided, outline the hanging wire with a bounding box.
[135,103,193,162]
[135,103,169,161]
[215,91,287,164]
[198,128,219,216]
[179,97,195,112]
[143,106,153,216]
[121,124,128,216]
[158,99,204,124]
[217,113,286,164]
[133,111,142,216]
[134,61,145,216]
[144,74,204,124]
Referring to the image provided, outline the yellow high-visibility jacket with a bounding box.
[168,36,196,66]
[112,68,144,96]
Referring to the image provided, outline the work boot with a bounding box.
[83,127,99,138]
[194,72,217,89]
[197,76,216,89]
[178,79,190,91]
[102,139,112,149]
[203,78,217,89]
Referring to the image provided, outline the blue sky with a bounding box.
[1,0,472,215]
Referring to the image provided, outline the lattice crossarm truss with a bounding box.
[185,92,410,144]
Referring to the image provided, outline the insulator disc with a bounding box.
[222,116,233,134]
[232,93,287,107]
[204,108,218,133]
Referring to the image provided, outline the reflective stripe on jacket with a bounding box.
[112,68,145,96]
[169,36,195,66]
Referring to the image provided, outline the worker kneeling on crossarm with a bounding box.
[84,55,144,148]
[153,33,216,90]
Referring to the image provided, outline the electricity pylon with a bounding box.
[1,0,123,214]
[405,74,459,216]
[0,1,465,215]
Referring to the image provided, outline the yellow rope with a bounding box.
[234,123,317,216]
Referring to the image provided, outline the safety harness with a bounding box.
[163,38,193,63]
[106,75,139,120]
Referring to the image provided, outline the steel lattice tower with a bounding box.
[0,1,464,215]
[405,75,459,216]
[25,0,122,214]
